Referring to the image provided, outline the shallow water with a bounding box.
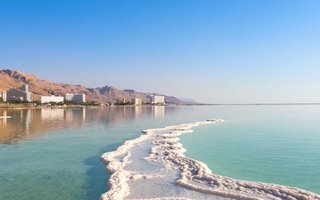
[0,105,319,199]
[179,106,320,194]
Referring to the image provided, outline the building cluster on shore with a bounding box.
[0,84,166,106]
[0,84,86,105]
[1,85,32,103]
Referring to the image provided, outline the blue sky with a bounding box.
[0,0,320,103]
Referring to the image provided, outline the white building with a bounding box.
[40,96,64,104]
[0,91,6,102]
[117,98,127,104]
[7,84,32,102]
[65,93,86,103]
[132,98,142,106]
[151,95,165,105]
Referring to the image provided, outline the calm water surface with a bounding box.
[0,106,319,200]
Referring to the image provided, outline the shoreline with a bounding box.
[0,103,173,109]
[100,120,320,200]
[1,103,320,109]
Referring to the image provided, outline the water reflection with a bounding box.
[0,106,176,144]
[153,106,165,119]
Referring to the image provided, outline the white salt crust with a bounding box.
[101,120,320,200]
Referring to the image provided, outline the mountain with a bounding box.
[179,98,196,103]
[0,69,182,104]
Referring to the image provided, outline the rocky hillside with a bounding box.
[0,69,182,104]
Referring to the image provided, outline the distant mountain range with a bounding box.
[0,69,187,104]
[178,98,196,103]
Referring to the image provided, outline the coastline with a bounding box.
[1,102,320,109]
[0,103,89,109]
[0,103,169,109]
[100,120,320,200]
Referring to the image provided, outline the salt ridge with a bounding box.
[100,120,320,200]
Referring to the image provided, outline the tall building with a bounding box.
[151,95,165,105]
[0,91,6,102]
[40,96,64,104]
[65,93,86,103]
[132,98,142,106]
[7,84,32,102]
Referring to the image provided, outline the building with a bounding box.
[7,84,32,102]
[40,96,64,104]
[65,93,86,104]
[116,98,127,104]
[132,98,142,106]
[0,91,7,102]
[151,95,165,105]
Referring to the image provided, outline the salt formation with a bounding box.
[101,120,320,200]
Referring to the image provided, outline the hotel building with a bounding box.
[132,98,142,106]
[65,93,86,103]
[40,96,64,104]
[7,84,32,102]
[150,95,165,105]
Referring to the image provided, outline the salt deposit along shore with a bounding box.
[100,120,320,200]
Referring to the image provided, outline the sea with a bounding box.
[0,105,319,200]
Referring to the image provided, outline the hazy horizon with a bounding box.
[1,0,320,104]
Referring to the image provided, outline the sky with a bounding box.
[0,0,320,103]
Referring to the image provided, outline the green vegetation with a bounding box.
[114,102,131,106]
[6,100,31,104]
[79,101,100,106]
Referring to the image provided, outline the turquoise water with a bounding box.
[0,106,319,199]
[180,106,320,194]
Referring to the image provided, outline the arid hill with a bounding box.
[0,69,182,104]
